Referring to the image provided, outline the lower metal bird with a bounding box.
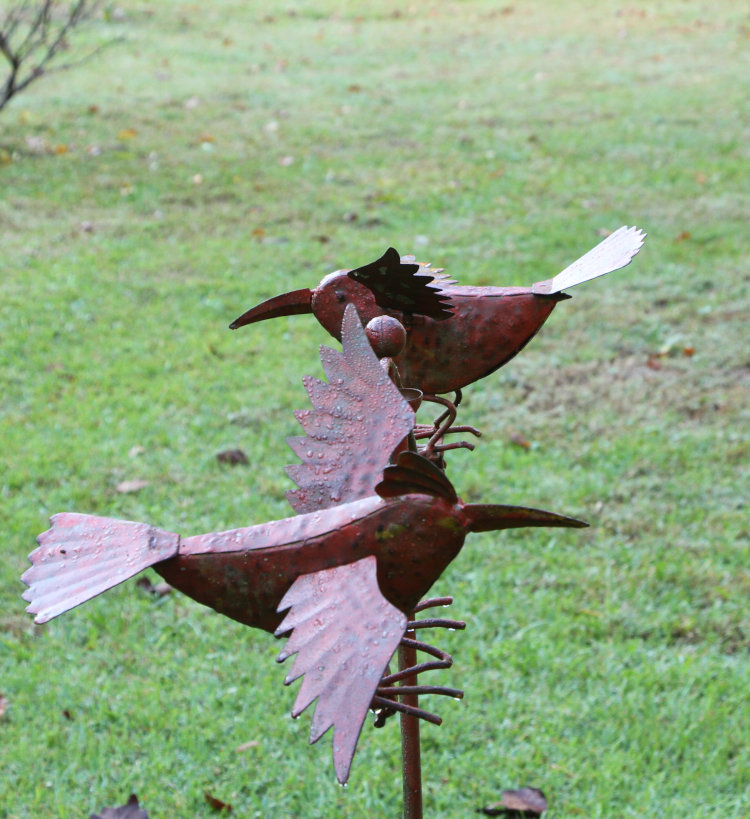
[22,306,586,783]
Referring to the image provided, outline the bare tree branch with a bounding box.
[0,1,116,115]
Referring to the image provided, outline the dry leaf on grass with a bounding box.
[217,448,249,466]
[204,791,233,812]
[508,432,531,450]
[90,793,148,819]
[480,787,548,816]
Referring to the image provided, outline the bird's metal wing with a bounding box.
[275,555,407,784]
[286,304,415,514]
[533,225,646,294]
[348,247,454,319]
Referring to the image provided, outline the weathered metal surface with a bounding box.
[23,514,179,624]
[154,452,585,634]
[229,227,646,395]
[286,305,414,514]
[156,490,466,634]
[364,314,408,359]
[274,555,407,785]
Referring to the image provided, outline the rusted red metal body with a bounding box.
[230,226,646,396]
[156,463,580,634]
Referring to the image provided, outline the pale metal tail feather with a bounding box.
[533,225,646,295]
[22,513,179,624]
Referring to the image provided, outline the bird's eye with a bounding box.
[334,289,346,303]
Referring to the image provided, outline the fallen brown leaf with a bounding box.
[217,448,249,466]
[481,787,548,816]
[235,740,260,752]
[0,694,7,718]
[204,791,233,812]
[90,793,148,819]
[508,432,531,450]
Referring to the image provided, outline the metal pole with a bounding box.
[399,618,423,819]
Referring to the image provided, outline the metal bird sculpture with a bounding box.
[22,306,586,783]
[230,226,646,396]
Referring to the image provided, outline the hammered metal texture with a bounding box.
[286,305,414,514]
[275,555,407,784]
[22,513,179,624]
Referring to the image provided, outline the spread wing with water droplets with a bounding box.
[285,304,415,514]
[275,556,407,784]
[348,247,454,320]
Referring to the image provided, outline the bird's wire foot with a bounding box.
[413,390,482,464]
[371,596,466,729]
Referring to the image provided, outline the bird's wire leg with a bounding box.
[371,597,466,729]
[413,392,482,461]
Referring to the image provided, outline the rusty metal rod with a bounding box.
[371,695,443,726]
[399,619,423,819]
[414,596,454,611]
[406,617,466,631]
[377,685,464,698]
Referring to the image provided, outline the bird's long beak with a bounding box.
[463,504,588,532]
[229,288,314,329]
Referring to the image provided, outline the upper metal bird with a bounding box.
[230,226,646,395]
[22,306,586,784]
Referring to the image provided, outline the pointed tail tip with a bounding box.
[533,224,647,295]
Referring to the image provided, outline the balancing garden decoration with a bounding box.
[22,227,645,818]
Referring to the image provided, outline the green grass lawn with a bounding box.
[1,1,748,816]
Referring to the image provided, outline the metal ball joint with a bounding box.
[365,315,407,359]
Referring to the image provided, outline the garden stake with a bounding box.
[399,622,423,819]
[21,223,647,813]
